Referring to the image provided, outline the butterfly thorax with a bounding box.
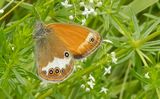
[33,22,50,40]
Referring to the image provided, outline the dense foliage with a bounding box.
[0,0,160,99]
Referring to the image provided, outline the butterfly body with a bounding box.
[34,22,101,83]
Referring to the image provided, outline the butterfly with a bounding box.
[34,22,101,83]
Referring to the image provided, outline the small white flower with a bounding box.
[61,0,72,8]
[80,2,85,6]
[81,18,86,25]
[0,9,4,13]
[0,0,14,14]
[144,72,150,79]
[87,80,95,89]
[76,65,82,69]
[96,1,102,7]
[89,8,97,16]
[11,46,15,51]
[100,87,108,94]
[89,8,95,13]
[82,75,87,80]
[69,15,74,20]
[86,87,90,92]
[82,7,89,17]
[89,0,94,3]
[103,39,113,44]
[80,57,87,62]
[111,52,117,64]
[82,7,97,18]
[93,11,97,16]
[81,84,85,88]
[89,74,95,82]
[104,66,111,75]
[40,81,48,87]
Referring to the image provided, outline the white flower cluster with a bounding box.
[80,74,109,94]
[111,52,117,64]
[61,0,103,25]
[80,74,96,92]
[100,87,108,94]
[80,0,102,25]
[80,70,110,94]
[82,7,97,18]
[61,0,72,8]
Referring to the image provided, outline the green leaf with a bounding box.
[0,88,12,99]
[122,0,158,16]
[141,20,160,38]
[12,69,26,85]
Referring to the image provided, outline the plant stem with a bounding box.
[0,0,24,21]
[36,88,53,99]
[140,31,160,46]
[119,60,131,99]
[156,88,160,99]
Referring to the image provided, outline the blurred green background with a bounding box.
[0,0,160,99]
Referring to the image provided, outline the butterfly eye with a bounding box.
[64,51,70,57]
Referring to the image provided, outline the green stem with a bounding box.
[140,31,160,46]
[119,60,131,99]
[136,49,148,66]
[156,88,160,99]
[0,0,24,21]
[4,13,31,32]
[36,88,53,99]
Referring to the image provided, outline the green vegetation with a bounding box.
[0,0,160,99]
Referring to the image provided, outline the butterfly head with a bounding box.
[33,22,50,40]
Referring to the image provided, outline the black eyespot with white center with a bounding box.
[49,69,54,74]
[89,37,95,43]
[87,33,95,43]
[61,68,65,73]
[64,51,70,57]
[55,68,60,73]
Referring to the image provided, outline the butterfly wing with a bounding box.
[34,23,74,83]
[46,23,101,59]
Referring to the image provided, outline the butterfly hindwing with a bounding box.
[34,23,74,83]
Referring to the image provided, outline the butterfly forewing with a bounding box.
[47,24,101,59]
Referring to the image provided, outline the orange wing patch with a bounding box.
[47,23,101,59]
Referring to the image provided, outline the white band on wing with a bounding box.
[78,32,94,49]
[42,57,72,75]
